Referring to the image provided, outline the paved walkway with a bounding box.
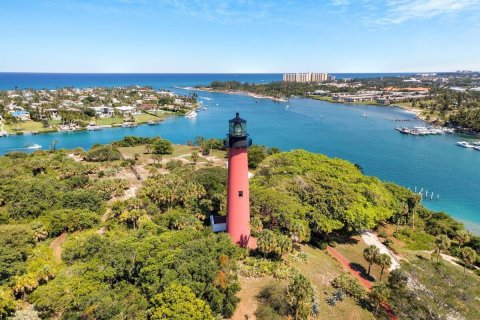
[361,231,401,271]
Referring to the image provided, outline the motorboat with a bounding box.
[456,141,474,148]
[185,111,197,118]
[27,144,42,150]
[87,124,102,131]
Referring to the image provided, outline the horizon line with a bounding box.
[0,71,463,75]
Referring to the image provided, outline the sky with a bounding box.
[1,0,479,73]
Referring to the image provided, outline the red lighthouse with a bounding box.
[225,113,252,247]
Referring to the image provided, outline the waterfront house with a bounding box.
[43,108,60,120]
[115,106,136,115]
[89,106,115,118]
[10,110,31,121]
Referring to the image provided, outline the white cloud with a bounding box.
[331,0,480,25]
[379,0,479,24]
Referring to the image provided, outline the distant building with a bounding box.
[283,72,328,83]
[10,110,30,121]
[90,106,114,118]
[115,106,136,115]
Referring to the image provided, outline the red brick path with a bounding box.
[327,246,398,320]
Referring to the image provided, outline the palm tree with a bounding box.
[369,284,390,314]
[459,247,477,277]
[363,245,380,276]
[434,235,451,262]
[376,253,392,281]
[455,230,470,249]
[286,273,314,320]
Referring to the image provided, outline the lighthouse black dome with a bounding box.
[225,112,252,148]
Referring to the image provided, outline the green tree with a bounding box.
[286,273,314,320]
[0,225,36,284]
[455,230,470,249]
[257,230,277,257]
[0,287,16,319]
[434,235,451,262]
[369,283,390,314]
[191,151,200,164]
[150,283,214,320]
[152,138,173,155]
[363,245,380,276]
[388,269,409,289]
[376,253,392,281]
[40,209,100,237]
[459,247,477,277]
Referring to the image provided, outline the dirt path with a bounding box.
[327,246,398,320]
[327,246,373,289]
[361,231,401,271]
[50,232,68,262]
[230,276,274,320]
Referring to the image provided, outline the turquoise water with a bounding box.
[0,73,479,232]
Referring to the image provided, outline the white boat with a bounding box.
[27,144,42,150]
[362,113,368,117]
[185,111,197,118]
[147,120,160,126]
[472,141,480,146]
[474,146,480,151]
[457,141,474,148]
[122,122,137,128]
[86,125,102,131]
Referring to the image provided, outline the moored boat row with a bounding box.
[395,126,452,136]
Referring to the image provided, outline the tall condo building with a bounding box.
[283,72,328,83]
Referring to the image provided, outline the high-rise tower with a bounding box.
[225,113,252,247]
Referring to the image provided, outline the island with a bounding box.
[0,86,198,136]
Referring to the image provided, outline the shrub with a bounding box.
[331,274,366,300]
[152,138,173,155]
[84,145,121,162]
[379,230,388,238]
[0,287,16,319]
[113,136,157,147]
[61,189,105,213]
[393,228,435,250]
[384,238,394,248]
[165,160,183,170]
[39,209,100,236]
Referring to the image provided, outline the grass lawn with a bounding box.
[4,120,49,133]
[334,236,388,283]
[117,144,200,162]
[309,95,336,103]
[209,148,227,159]
[95,117,125,126]
[133,113,162,123]
[292,245,375,320]
[232,276,277,320]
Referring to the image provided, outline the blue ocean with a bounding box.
[0,73,479,232]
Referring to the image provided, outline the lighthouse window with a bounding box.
[238,191,243,197]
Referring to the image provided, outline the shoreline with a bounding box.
[0,112,181,138]
[187,86,288,102]
[192,87,480,135]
